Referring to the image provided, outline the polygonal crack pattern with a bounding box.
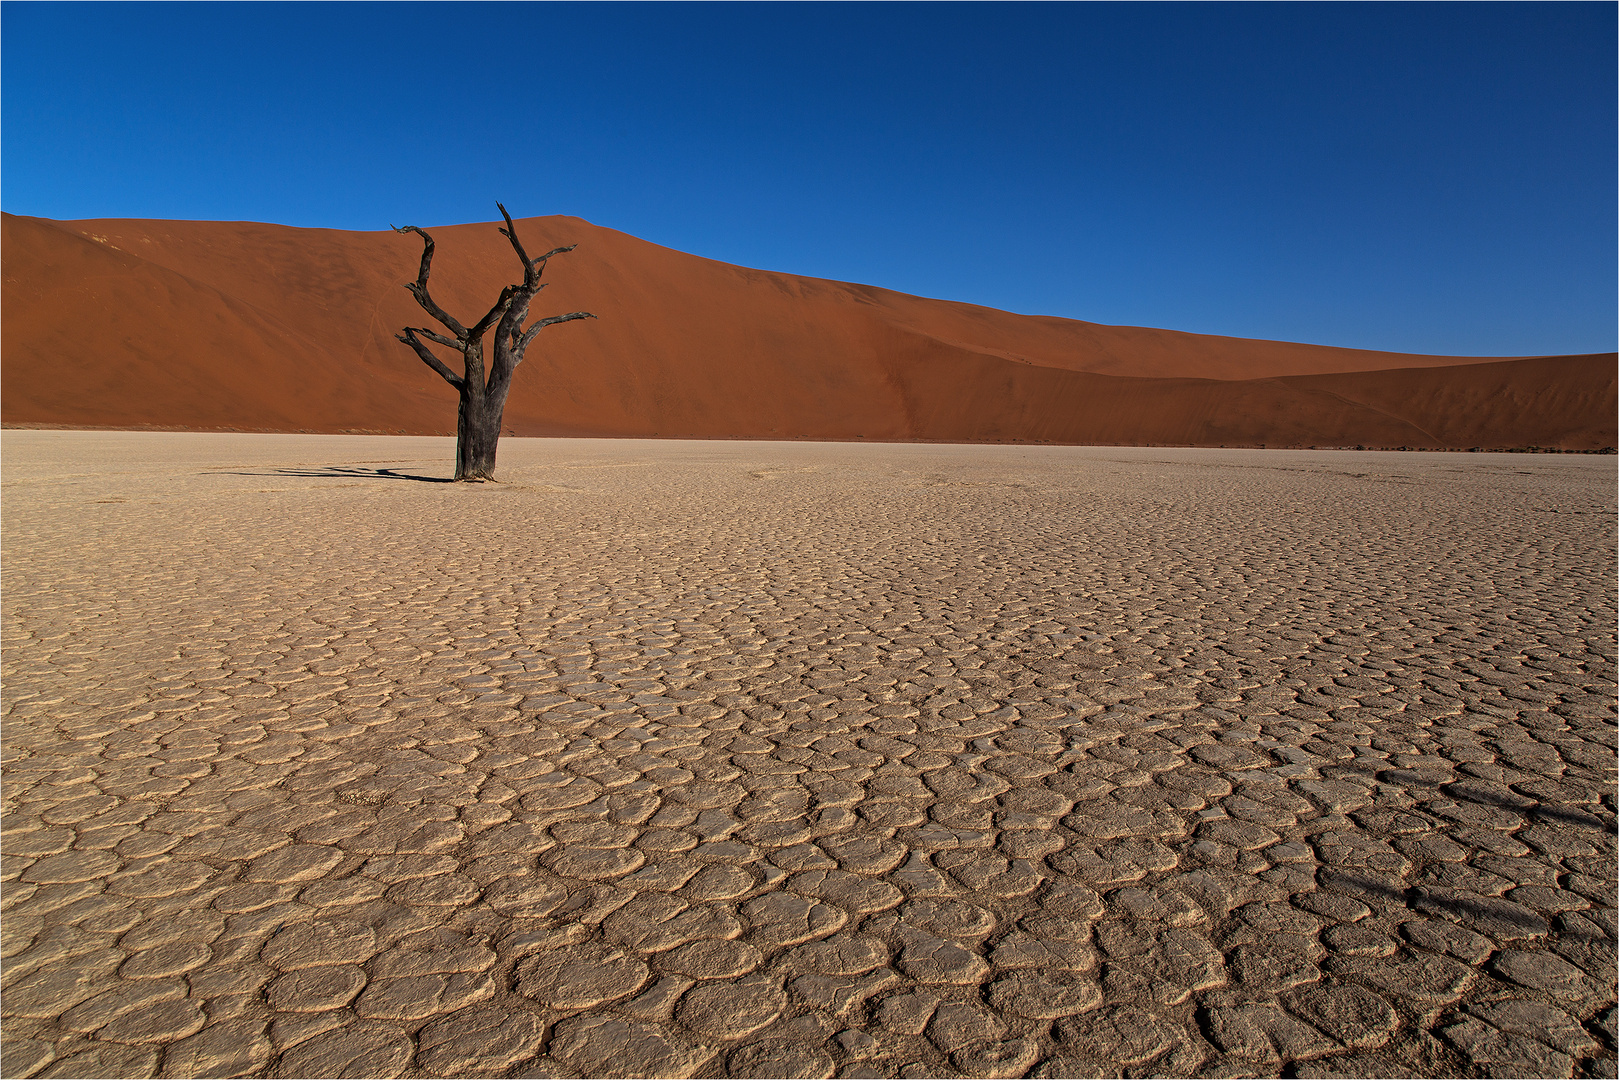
[1,434,1614,1079]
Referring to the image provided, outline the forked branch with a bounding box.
[497,202,576,289]
[470,285,518,341]
[409,326,461,350]
[517,311,597,354]
[396,327,464,388]
[392,224,468,338]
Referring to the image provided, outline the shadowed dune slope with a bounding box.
[3,212,1613,448]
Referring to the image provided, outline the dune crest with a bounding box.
[2,212,1612,449]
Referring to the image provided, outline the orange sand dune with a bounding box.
[3,212,1613,448]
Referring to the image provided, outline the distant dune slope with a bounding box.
[3,212,1613,448]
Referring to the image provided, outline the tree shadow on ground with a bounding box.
[1236,759,1616,930]
[212,466,455,484]
[1335,759,1618,833]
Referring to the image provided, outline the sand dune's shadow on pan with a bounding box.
[212,466,455,483]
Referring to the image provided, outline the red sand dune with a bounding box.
[3,212,1613,449]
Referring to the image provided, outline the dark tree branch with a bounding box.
[409,326,462,350]
[517,311,596,354]
[393,225,468,338]
[496,202,576,289]
[527,245,576,292]
[397,328,465,388]
[495,202,532,276]
[469,285,518,341]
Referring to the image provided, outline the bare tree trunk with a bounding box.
[455,386,496,481]
[455,380,510,481]
[393,205,594,482]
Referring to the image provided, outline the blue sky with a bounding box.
[3,2,1613,356]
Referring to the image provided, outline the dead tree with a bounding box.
[394,203,594,481]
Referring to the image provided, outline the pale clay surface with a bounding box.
[1,431,1614,1080]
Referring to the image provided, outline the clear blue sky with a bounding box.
[3,2,1613,356]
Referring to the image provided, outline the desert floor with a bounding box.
[2,431,1615,1080]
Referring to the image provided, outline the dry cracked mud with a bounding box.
[1,431,1614,1079]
